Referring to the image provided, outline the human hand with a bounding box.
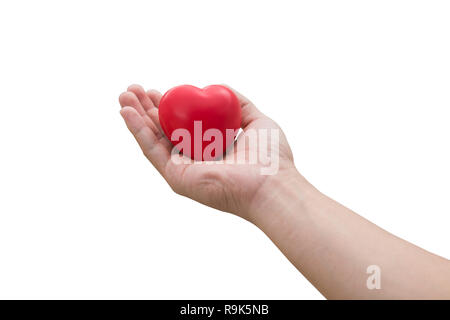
[119,85,450,299]
[119,84,298,221]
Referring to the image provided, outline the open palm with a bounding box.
[119,85,295,220]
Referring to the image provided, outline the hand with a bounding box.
[119,84,297,221]
[119,84,450,299]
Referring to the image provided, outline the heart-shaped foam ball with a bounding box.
[158,85,241,161]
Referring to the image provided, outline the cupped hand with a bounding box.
[119,85,297,221]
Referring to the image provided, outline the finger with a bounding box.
[120,91,165,137]
[120,107,170,176]
[144,89,164,134]
[127,84,155,111]
[222,85,266,129]
[147,107,163,135]
[119,91,146,116]
[144,89,163,127]
[146,89,162,108]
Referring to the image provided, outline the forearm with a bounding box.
[250,169,450,299]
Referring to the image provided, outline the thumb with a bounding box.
[222,84,266,129]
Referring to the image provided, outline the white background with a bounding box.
[0,0,449,299]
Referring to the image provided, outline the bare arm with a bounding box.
[251,170,450,299]
[119,84,450,299]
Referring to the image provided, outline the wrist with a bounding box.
[247,166,316,225]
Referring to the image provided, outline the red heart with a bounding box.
[158,85,241,161]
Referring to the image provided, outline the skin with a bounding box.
[119,84,450,299]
